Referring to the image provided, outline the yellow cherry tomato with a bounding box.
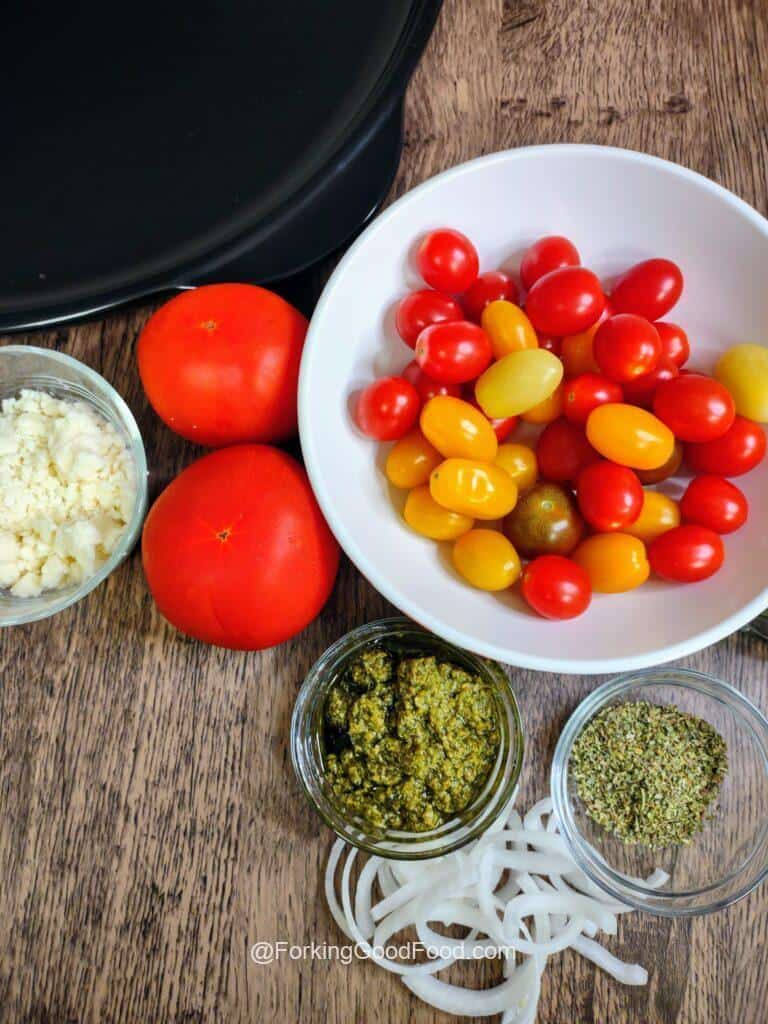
[573,533,650,593]
[475,349,564,418]
[494,443,538,490]
[452,529,521,591]
[715,343,768,422]
[385,429,442,489]
[521,382,564,424]
[430,459,518,520]
[624,491,680,544]
[403,485,474,540]
[420,396,498,462]
[586,403,675,470]
[481,300,538,358]
[561,323,601,376]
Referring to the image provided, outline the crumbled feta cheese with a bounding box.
[0,388,137,597]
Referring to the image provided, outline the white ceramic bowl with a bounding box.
[299,145,768,673]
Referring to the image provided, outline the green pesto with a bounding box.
[323,649,500,832]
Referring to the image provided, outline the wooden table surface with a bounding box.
[2,1,768,1021]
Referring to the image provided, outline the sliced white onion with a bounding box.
[404,957,539,1018]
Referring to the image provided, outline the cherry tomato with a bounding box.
[653,374,735,442]
[494,443,538,490]
[537,335,563,357]
[385,429,442,489]
[636,440,683,484]
[561,329,600,376]
[466,397,518,442]
[564,373,624,426]
[520,555,592,620]
[621,356,679,408]
[680,475,748,534]
[463,271,519,321]
[415,321,493,384]
[593,314,661,382]
[430,459,518,519]
[504,483,584,558]
[576,460,643,531]
[420,396,498,461]
[481,300,538,357]
[684,415,766,477]
[715,344,768,422]
[520,235,580,290]
[610,258,683,321]
[521,382,565,425]
[403,485,474,540]
[624,491,680,543]
[525,266,606,337]
[355,376,420,441]
[417,228,479,294]
[655,322,690,367]
[586,403,675,470]
[537,419,600,483]
[452,529,521,590]
[402,360,462,402]
[648,525,724,583]
[573,533,649,593]
[395,289,464,348]
[475,349,563,418]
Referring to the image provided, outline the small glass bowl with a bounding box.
[0,345,148,626]
[291,617,524,860]
[552,668,768,916]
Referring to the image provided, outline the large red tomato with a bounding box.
[138,284,308,446]
[142,446,339,650]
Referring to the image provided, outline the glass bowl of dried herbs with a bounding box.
[552,668,768,916]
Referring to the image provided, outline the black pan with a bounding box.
[1,1,441,330]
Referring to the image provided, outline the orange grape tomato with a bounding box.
[420,396,498,461]
[480,300,538,358]
[430,459,518,519]
[624,491,680,543]
[403,485,474,540]
[475,349,564,418]
[521,382,565,424]
[385,429,442,489]
[452,529,521,590]
[561,323,601,376]
[573,533,650,593]
[494,443,538,490]
[586,402,675,470]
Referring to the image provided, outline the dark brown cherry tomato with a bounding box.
[655,321,690,367]
[636,440,684,484]
[415,321,493,384]
[525,267,606,337]
[648,525,724,583]
[520,235,580,291]
[355,377,420,441]
[520,555,592,620]
[684,415,766,477]
[417,228,479,294]
[680,475,748,534]
[463,271,519,321]
[537,418,600,482]
[396,289,464,348]
[504,482,584,558]
[576,460,644,531]
[610,258,683,321]
[402,360,462,402]
[593,314,661,382]
[653,373,736,442]
[564,373,624,426]
[621,356,679,409]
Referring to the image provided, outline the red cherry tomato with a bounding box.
[655,321,690,367]
[537,334,563,357]
[576,460,644,531]
[463,271,519,321]
[680,475,748,534]
[648,525,724,583]
[402,360,462,402]
[395,289,464,348]
[466,397,518,442]
[564,373,624,425]
[520,235,580,291]
[525,267,605,337]
[653,374,736,442]
[621,356,679,408]
[520,555,592,620]
[684,415,766,477]
[537,419,600,483]
[417,228,479,294]
[610,258,683,321]
[415,321,493,384]
[593,314,661,382]
[355,376,420,440]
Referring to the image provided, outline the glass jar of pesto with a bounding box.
[291,618,524,860]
